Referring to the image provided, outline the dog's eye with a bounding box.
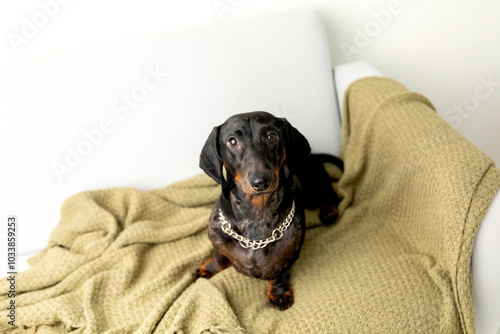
[228,137,238,147]
[267,131,278,143]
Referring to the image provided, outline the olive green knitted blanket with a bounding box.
[1,77,499,333]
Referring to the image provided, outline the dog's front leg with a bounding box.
[267,268,294,311]
[193,250,231,281]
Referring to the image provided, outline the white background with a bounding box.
[1,0,499,165]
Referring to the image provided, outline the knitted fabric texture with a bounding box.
[1,77,498,333]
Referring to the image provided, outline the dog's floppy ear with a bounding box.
[200,126,223,183]
[199,125,232,197]
[281,118,311,175]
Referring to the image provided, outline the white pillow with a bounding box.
[0,7,340,257]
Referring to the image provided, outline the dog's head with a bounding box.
[200,111,311,197]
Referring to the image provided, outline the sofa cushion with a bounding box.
[0,7,340,256]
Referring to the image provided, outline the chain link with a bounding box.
[219,200,295,250]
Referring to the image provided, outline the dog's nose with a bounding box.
[250,176,271,192]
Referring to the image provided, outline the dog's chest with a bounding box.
[228,240,288,279]
[209,213,302,280]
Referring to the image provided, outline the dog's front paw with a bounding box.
[192,265,214,281]
[193,253,231,282]
[320,204,339,225]
[267,286,294,311]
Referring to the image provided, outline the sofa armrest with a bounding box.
[334,61,384,118]
[334,61,500,334]
[473,190,500,334]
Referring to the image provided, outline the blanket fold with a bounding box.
[2,77,498,333]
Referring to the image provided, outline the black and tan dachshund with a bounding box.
[193,111,342,310]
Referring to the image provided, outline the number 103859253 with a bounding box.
[7,216,17,274]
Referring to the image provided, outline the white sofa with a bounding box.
[0,7,498,333]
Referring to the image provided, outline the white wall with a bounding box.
[1,0,499,164]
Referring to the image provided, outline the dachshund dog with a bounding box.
[193,111,342,310]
